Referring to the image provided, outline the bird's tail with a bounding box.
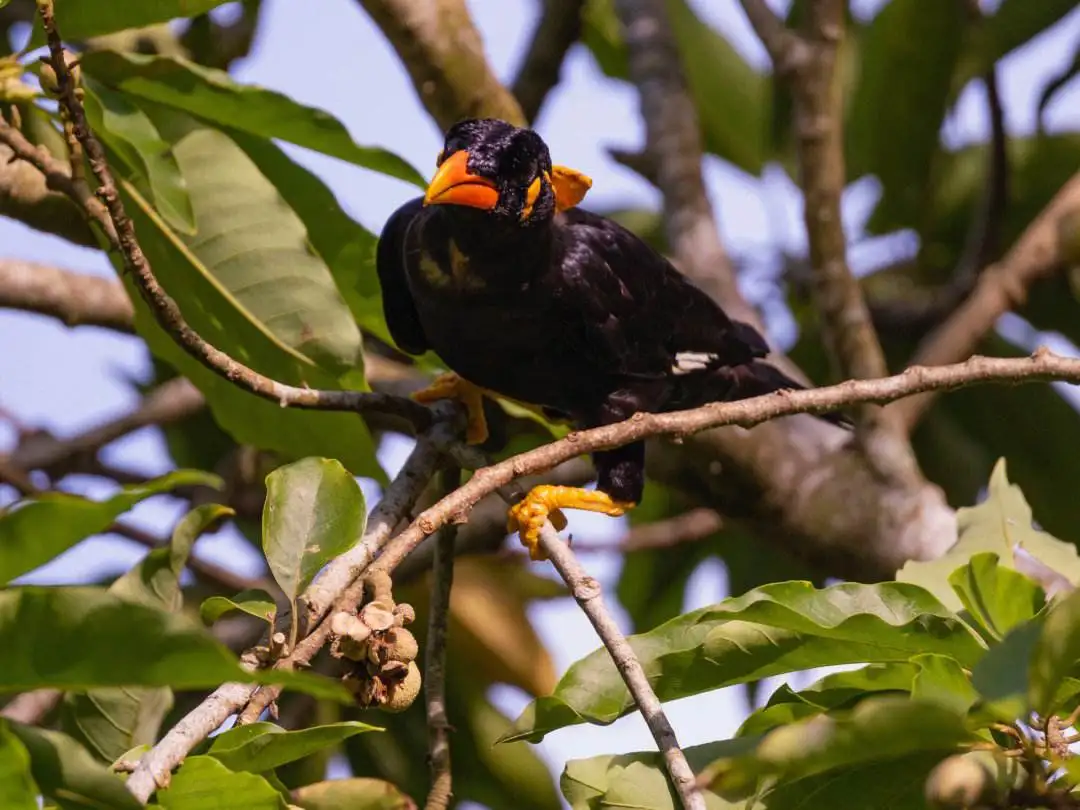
[668,361,852,429]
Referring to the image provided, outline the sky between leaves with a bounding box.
[2,0,1080,805]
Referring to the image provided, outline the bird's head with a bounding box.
[422,118,592,229]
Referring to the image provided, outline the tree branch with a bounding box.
[537,522,703,810]
[423,466,458,810]
[356,0,525,130]
[735,0,812,74]
[511,0,586,123]
[5,36,433,431]
[0,259,134,332]
[893,170,1080,431]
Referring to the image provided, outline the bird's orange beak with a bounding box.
[423,150,500,210]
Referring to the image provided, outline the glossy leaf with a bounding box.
[580,0,768,174]
[28,0,230,44]
[948,552,1044,641]
[0,721,38,810]
[79,50,424,187]
[970,619,1042,722]
[262,457,367,602]
[207,721,380,774]
[0,469,220,585]
[291,777,416,810]
[156,756,285,809]
[61,504,228,762]
[0,587,350,701]
[1030,587,1080,716]
[910,654,980,717]
[848,0,967,230]
[897,457,1080,611]
[6,721,142,810]
[504,581,983,742]
[200,589,277,628]
[110,115,381,477]
[705,697,974,793]
[82,78,195,234]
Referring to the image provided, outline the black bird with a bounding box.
[376,118,847,560]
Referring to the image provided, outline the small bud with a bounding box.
[925,755,993,809]
[382,662,421,713]
[386,628,419,663]
[393,603,416,626]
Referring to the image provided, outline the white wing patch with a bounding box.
[672,351,718,375]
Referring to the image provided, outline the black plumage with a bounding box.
[376,119,846,554]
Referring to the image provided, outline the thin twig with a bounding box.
[537,522,703,810]
[12,17,433,431]
[564,507,722,554]
[423,466,459,810]
[511,0,585,123]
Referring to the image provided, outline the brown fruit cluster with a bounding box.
[329,575,421,713]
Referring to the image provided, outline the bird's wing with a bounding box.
[553,209,770,377]
[375,197,429,355]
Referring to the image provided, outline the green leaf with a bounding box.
[580,0,768,174]
[0,587,350,702]
[262,457,367,602]
[79,51,424,187]
[0,721,38,810]
[291,777,415,810]
[737,662,918,737]
[848,0,968,230]
[504,581,982,742]
[910,654,980,717]
[222,128,389,345]
[970,618,1042,722]
[106,111,382,478]
[705,696,974,793]
[200,589,277,627]
[1030,587,1080,716]
[897,457,1080,610]
[156,756,285,809]
[82,78,195,234]
[6,721,142,810]
[948,552,1044,641]
[0,470,221,585]
[62,504,230,761]
[28,0,231,44]
[207,721,379,774]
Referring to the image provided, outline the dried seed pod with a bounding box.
[386,628,419,663]
[330,611,357,637]
[379,659,409,682]
[393,603,416,626]
[382,662,421,713]
[360,600,396,632]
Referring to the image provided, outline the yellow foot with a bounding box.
[411,372,488,444]
[507,485,634,561]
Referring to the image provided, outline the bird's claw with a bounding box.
[507,485,631,561]
[411,372,489,444]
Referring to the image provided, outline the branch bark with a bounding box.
[356,0,525,130]
[0,259,134,332]
[537,522,704,810]
[511,0,586,123]
[893,170,1080,431]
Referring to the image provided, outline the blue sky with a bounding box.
[3,0,1080,805]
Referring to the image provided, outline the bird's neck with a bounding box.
[437,209,553,283]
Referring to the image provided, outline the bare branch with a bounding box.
[0,259,134,331]
[894,171,1080,431]
[7,30,433,431]
[538,522,704,810]
[569,507,723,554]
[356,0,525,130]
[735,0,811,73]
[613,0,752,324]
[423,466,458,810]
[511,0,586,123]
[11,377,204,474]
